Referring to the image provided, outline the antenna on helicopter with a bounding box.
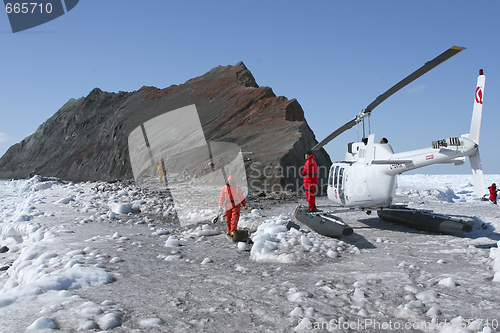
[312,46,466,150]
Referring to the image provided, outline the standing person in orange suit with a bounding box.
[302,151,318,212]
[219,175,246,236]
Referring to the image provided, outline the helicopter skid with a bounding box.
[377,206,472,233]
[294,205,354,237]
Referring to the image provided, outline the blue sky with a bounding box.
[1,1,499,174]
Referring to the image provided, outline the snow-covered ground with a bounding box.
[1,174,499,332]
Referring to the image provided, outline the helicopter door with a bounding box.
[338,167,346,205]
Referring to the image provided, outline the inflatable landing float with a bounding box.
[294,205,354,237]
[377,206,472,233]
[294,204,472,237]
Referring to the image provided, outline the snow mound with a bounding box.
[438,277,457,288]
[426,306,440,317]
[165,236,180,247]
[185,224,221,237]
[201,258,213,264]
[109,203,132,214]
[0,267,114,308]
[27,316,58,330]
[98,313,122,330]
[237,242,248,251]
[416,290,438,303]
[251,209,262,217]
[18,175,60,193]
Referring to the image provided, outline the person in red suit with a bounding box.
[488,183,499,204]
[219,175,246,236]
[302,151,318,212]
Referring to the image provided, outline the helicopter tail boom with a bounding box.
[386,138,478,174]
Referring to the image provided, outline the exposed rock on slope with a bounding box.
[0,62,331,192]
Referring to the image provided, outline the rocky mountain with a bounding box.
[0,62,331,193]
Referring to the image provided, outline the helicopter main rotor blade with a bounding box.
[365,46,465,113]
[312,118,357,150]
[312,46,465,150]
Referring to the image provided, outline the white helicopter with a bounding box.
[295,46,486,236]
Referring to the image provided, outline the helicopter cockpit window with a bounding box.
[328,167,334,186]
[333,166,339,187]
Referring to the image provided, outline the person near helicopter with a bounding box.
[302,151,318,212]
[488,183,499,204]
[218,175,246,236]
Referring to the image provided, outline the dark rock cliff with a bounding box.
[0,62,331,192]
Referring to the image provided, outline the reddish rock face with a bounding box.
[0,62,331,193]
